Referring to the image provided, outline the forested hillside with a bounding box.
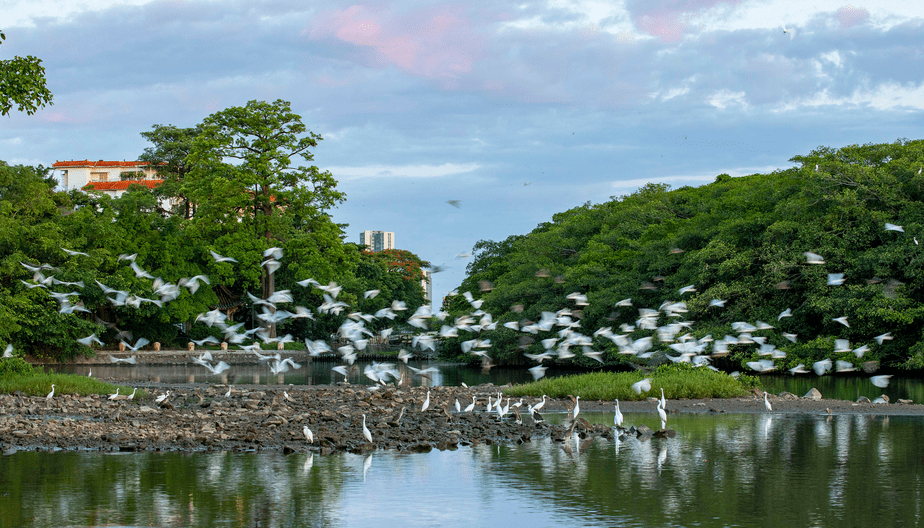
[444,140,924,371]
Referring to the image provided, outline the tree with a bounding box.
[184,99,346,335]
[139,124,203,218]
[0,30,53,116]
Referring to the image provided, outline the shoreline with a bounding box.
[2,381,923,456]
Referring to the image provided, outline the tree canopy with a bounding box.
[0,30,53,116]
[445,139,924,371]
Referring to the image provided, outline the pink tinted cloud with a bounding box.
[835,5,870,28]
[310,4,483,80]
[629,0,742,42]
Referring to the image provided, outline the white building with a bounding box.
[52,160,162,197]
[421,268,432,303]
[359,230,395,252]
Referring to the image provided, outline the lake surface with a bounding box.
[3,411,923,527]
[51,360,924,403]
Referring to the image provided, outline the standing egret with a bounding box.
[572,396,581,421]
[455,398,461,413]
[126,388,137,400]
[764,391,772,412]
[303,426,314,444]
[225,386,232,398]
[46,384,55,401]
[657,400,667,430]
[155,391,170,404]
[421,390,430,412]
[660,388,666,410]
[464,397,476,413]
[108,388,121,400]
[362,414,373,444]
[614,399,624,427]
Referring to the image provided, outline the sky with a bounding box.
[2,0,923,303]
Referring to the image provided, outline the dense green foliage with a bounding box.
[445,139,924,371]
[505,363,756,400]
[0,30,53,116]
[0,101,429,360]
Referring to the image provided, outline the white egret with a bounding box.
[833,316,850,327]
[155,391,170,404]
[108,388,121,400]
[361,414,373,444]
[632,378,652,394]
[804,252,825,264]
[657,400,667,430]
[126,388,137,400]
[660,388,666,410]
[303,426,314,443]
[885,223,904,232]
[572,396,581,421]
[614,400,624,427]
[455,399,461,413]
[764,392,772,412]
[870,375,892,388]
[531,395,548,413]
[420,390,430,412]
[45,384,55,401]
[464,397,476,413]
[225,386,232,397]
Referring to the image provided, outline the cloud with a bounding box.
[309,4,485,80]
[324,162,481,180]
[625,0,743,42]
[835,4,870,28]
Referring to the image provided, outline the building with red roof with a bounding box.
[52,159,163,197]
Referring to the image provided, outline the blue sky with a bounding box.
[2,0,923,302]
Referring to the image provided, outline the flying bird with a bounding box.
[804,252,825,264]
[209,250,238,263]
[832,316,850,327]
[446,200,461,208]
[885,223,904,232]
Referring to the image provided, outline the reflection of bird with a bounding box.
[362,414,373,444]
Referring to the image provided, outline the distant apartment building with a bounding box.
[52,159,163,198]
[421,268,432,303]
[359,230,395,252]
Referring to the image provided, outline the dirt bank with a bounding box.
[1,382,921,455]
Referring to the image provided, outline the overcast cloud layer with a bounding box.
[2,0,923,300]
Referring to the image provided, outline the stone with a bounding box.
[856,396,871,403]
[803,388,823,400]
[898,399,914,404]
[779,392,798,400]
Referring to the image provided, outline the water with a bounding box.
[50,361,924,404]
[2,412,923,527]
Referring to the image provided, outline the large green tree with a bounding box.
[182,99,347,335]
[0,30,53,116]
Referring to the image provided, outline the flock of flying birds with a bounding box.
[9,222,907,399]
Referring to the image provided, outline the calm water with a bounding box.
[51,361,924,403]
[2,412,923,528]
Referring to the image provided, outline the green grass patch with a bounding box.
[0,357,146,399]
[505,363,760,400]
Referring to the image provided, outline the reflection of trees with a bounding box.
[476,412,924,526]
[0,452,351,527]
[1,414,922,526]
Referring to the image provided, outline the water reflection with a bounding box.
[2,412,923,527]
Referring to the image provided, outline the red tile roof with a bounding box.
[82,180,164,191]
[53,160,152,168]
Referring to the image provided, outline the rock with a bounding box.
[803,388,823,400]
[635,424,653,437]
[779,392,798,400]
[856,396,871,403]
[898,399,913,404]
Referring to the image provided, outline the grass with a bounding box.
[0,357,147,399]
[504,364,760,401]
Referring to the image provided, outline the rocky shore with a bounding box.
[2,383,922,455]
